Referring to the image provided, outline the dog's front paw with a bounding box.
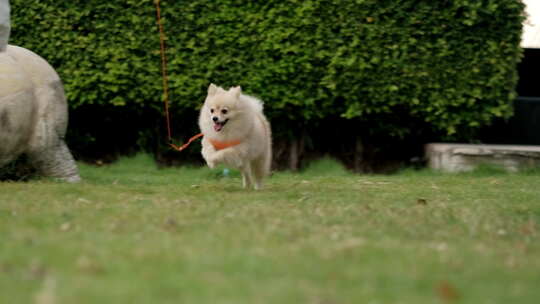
[206,159,216,169]
[207,154,222,168]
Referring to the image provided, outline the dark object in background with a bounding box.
[481,49,540,145]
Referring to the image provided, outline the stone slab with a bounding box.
[425,143,540,172]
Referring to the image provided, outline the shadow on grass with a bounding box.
[0,155,36,182]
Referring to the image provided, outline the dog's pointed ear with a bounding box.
[231,86,242,98]
[208,83,219,97]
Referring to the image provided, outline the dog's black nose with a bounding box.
[212,116,218,122]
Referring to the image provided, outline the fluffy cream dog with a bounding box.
[199,84,272,190]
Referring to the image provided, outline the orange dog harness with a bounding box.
[208,138,242,151]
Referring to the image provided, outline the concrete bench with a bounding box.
[425,143,540,172]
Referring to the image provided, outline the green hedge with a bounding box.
[9,0,525,165]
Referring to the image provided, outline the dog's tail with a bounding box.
[241,94,264,113]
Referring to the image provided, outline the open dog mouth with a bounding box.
[213,119,229,132]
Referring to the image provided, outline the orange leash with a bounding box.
[170,133,204,152]
[154,0,202,151]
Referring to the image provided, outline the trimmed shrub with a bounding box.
[9,0,525,169]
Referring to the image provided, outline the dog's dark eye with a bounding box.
[210,108,214,113]
[221,109,228,114]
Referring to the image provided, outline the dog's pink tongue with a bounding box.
[214,123,222,132]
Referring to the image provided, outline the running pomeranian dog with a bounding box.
[199,84,272,190]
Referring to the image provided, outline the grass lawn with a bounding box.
[1,155,539,304]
